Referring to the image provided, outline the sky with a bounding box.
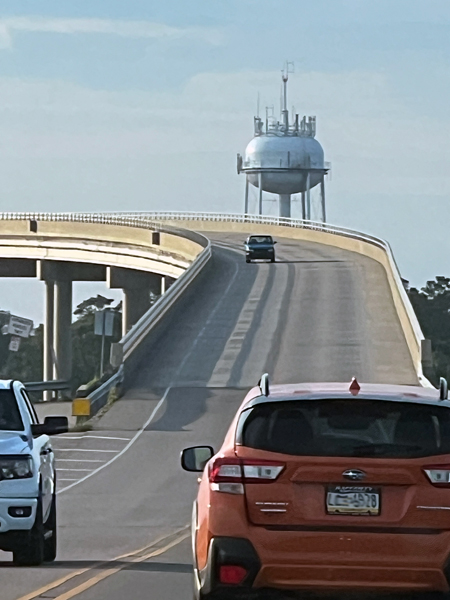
[0,0,449,323]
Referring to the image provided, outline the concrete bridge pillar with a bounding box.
[107,267,162,335]
[43,281,55,400]
[41,260,106,394]
[54,280,73,385]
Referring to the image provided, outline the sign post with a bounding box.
[94,309,115,376]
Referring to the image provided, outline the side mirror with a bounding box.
[181,446,214,472]
[32,416,69,437]
[273,241,277,244]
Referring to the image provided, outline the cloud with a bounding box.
[0,16,223,47]
[0,23,12,49]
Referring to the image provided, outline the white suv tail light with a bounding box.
[424,465,450,486]
[209,458,285,494]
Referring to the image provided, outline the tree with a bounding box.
[409,277,450,379]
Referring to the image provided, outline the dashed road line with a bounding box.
[56,448,119,453]
[62,435,132,441]
[58,468,95,472]
[57,459,105,463]
[57,390,169,494]
[15,526,189,600]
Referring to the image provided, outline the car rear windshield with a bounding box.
[239,400,450,458]
[248,236,272,244]
[0,389,24,431]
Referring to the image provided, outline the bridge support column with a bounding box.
[108,267,162,335]
[43,281,54,401]
[54,280,72,393]
[161,276,176,295]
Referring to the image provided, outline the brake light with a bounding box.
[209,457,284,494]
[424,465,450,486]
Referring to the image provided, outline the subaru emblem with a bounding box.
[342,469,366,481]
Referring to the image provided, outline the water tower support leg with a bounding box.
[279,195,291,219]
[258,173,263,215]
[320,176,326,223]
[244,177,249,216]
[301,192,306,220]
[306,172,311,220]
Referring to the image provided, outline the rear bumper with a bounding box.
[201,530,450,595]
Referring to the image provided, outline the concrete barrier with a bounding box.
[138,213,428,386]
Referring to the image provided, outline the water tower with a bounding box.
[237,65,329,221]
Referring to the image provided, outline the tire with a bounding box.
[271,256,275,263]
[246,259,251,263]
[44,493,57,562]
[13,496,45,566]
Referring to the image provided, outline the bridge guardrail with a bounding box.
[117,211,428,387]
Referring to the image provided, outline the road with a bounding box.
[2,233,417,600]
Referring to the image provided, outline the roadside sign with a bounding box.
[9,336,21,352]
[94,310,114,337]
[7,315,33,338]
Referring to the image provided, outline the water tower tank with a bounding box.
[237,66,329,221]
[244,134,325,195]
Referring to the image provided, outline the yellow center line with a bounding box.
[16,526,189,600]
[53,531,190,600]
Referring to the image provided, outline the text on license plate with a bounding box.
[326,486,380,516]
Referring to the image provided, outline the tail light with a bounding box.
[209,457,284,494]
[423,465,450,486]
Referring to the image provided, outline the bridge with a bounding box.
[0,211,429,600]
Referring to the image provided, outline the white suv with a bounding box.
[0,380,68,565]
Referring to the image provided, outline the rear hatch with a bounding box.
[236,398,450,530]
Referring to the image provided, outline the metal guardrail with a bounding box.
[88,365,125,416]
[25,380,70,393]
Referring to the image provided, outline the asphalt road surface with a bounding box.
[2,234,418,600]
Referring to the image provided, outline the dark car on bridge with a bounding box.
[244,235,276,263]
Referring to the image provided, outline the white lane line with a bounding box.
[57,390,169,494]
[58,468,95,472]
[62,435,131,441]
[57,459,105,463]
[57,249,241,495]
[56,449,119,453]
[208,265,270,387]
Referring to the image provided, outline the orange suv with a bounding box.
[182,375,450,598]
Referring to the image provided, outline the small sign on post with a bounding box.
[7,315,33,339]
[9,336,21,352]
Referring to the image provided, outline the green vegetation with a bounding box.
[0,295,123,393]
[409,277,450,381]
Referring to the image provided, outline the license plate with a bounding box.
[326,486,380,516]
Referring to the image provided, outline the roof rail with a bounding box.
[259,373,270,397]
[440,377,448,401]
